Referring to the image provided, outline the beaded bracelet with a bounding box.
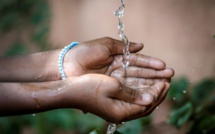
[58,42,79,80]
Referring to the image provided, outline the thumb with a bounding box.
[108,38,144,55]
[110,82,166,106]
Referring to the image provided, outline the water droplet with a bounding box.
[107,123,117,134]
[107,1,128,134]
[118,30,124,39]
[156,106,159,110]
[173,97,176,100]
[183,90,187,94]
[114,4,125,18]
[122,35,129,46]
[34,75,43,81]
[32,113,36,116]
[122,43,130,69]
[118,19,124,30]
[58,86,64,91]
[32,91,35,98]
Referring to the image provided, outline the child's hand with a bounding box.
[63,74,170,123]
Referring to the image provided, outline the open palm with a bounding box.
[64,37,174,85]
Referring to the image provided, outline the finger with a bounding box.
[129,54,166,70]
[143,82,170,115]
[111,67,174,79]
[109,82,166,106]
[124,82,170,121]
[125,67,174,78]
[105,37,144,55]
[107,99,146,123]
[124,77,170,87]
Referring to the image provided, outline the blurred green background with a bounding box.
[0,0,215,134]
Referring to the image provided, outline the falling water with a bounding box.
[114,0,130,69]
[106,0,130,134]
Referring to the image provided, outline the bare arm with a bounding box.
[0,49,62,82]
[0,79,68,116]
[0,74,170,123]
[0,37,173,83]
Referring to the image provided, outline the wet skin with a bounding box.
[0,37,174,123]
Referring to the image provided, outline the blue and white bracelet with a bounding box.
[58,42,79,80]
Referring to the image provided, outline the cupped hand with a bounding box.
[63,74,170,123]
[64,37,174,86]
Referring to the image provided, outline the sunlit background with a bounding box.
[0,0,215,134]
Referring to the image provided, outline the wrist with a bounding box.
[58,42,79,80]
[58,77,82,109]
[39,49,62,81]
[30,79,75,110]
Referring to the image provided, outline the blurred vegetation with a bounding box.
[0,0,50,55]
[0,109,106,134]
[1,78,215,134]
[1,0,215,134]
[168,78,215,134]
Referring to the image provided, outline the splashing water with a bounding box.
[114,0,130,69]
[106,123,117,134]
[107,0,130,134]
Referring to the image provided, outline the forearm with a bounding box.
[0,50,62,82]
[0,80,70,116]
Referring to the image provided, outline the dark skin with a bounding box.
[0,37,174,123]
[0,37,173,82]
[62,74,170,123]
[63,37,173,80]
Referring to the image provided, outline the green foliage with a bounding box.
[116,116,151,134]
[167,78,215,133]
[191,79,215,106]
[0,114,34,134]
[89,129,101,134]
[5,42,28,56]
[213,35,215,38]
[0,0,49,32]
[168,102,192,128]
[1,0,50,55]
[0,109,106,134]
[188,115,215,134]
[168,77,189,103]
[89,116,151,134]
